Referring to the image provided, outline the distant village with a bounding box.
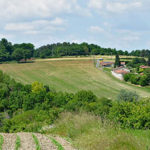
[96,57,150,83]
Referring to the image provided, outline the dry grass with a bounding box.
[48,112,148,150]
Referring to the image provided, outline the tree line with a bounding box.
[1,38,150,62]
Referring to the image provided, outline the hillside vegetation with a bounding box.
[0,59,150,98]
[0,69,149,149]
[48,112,150,150]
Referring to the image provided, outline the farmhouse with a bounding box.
[100,62,114,67]
[111,67,130,80]
[120,62,126,67]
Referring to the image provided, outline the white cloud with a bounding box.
[0,0,79,20]
[5,23,34,31]
[0,33,14,39]
[88,0,103,9]
[89,26,104,33]
[106,1,142,13]
[50,17,66,26]
[4,18,66,34]
[88,0,142,14]
[121,36,140,41]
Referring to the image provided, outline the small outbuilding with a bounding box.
[140,65,150,69]
[100,62,114,67]
[120,62,126,67]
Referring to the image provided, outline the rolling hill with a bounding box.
[0,57,150,99]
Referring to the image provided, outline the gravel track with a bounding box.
[52,136,75,150]
[34,133,57,150]
[17,132,36,150]
[1,133,16,150]
[0,133,75,150]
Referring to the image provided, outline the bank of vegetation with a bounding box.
[0,71,149,149]
[0,70,149,130]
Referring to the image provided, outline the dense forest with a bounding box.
[0,38,150,62]
[35,42,150,58]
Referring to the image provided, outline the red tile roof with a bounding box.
[114,70,129,74]
[100,62,114,66]
[140,65,150,69]
[121,62,126,65]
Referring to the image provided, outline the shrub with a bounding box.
[139,75,148,86]
[109,99,150,129]
[123,73,131,82]
[117,89,139,102]
[2,109,59,132]
[66,90,97,111]
[85,98,112,117]
[130,74,140,85]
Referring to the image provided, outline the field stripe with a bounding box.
[49,137,64,150]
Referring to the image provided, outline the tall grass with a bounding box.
[48,112,147,150]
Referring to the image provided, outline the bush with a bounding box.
[66,90,97,111]
[109,99,150,129]
[85,98,112,117]
[130,74,140,85]
[124,73,131,82]
[117,89,139,102]
[2,109,60,132]
[139,75,148,86]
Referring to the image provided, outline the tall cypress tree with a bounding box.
[147,55,150,66]
[114,53,120,68]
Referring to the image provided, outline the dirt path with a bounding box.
[17,132,36,150]
[1,133,16,150]
[34,133,57,150]
[52,136,75,150]
[0,133,75,150]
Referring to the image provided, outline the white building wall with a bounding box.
[111,71,123,80]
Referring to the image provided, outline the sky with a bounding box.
[0,0,150,51]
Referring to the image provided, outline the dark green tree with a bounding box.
[114,53,120,68]
[147,55,150,66]
[12,48,24,62]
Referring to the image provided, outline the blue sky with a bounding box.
[0,0,150,51]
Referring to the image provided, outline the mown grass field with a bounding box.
[0,56,150,99]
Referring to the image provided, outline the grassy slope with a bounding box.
[0,57,150,98]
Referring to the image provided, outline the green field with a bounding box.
[0,57,150,99]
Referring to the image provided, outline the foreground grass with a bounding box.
[0,58,150,98]
[15,135,21,150]
[32,134,41,150]
[47,112,149,150]
[49,137,64,150]
[0,135,3,150]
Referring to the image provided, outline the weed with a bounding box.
[32,134,41,150]
[15,135,21,150]
[49,137,64,150]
